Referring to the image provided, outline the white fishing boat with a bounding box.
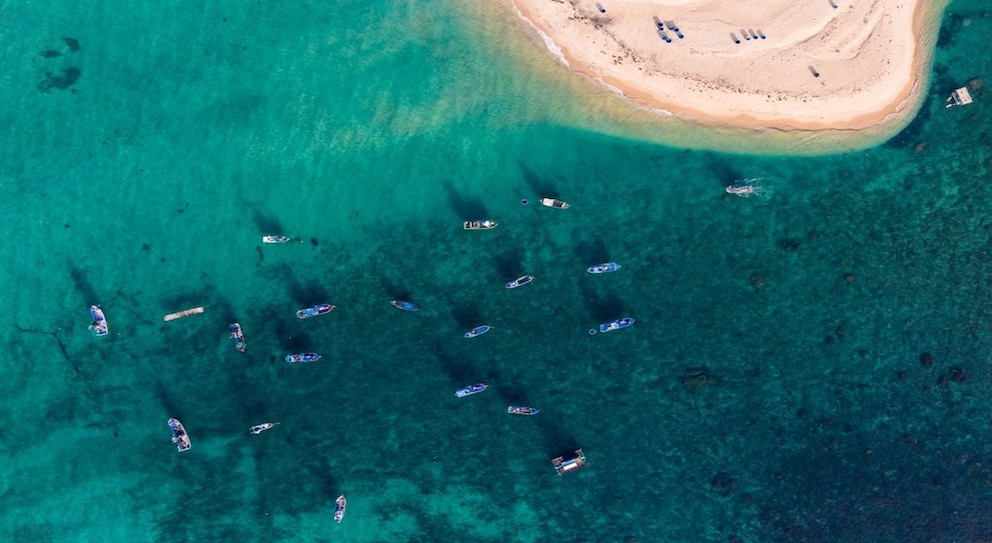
[505,275,535,289]
[249,422,279,434]
[89,305,108,336]
[540,198,570,209]
[168,418,191,452]
[262,235,293,243]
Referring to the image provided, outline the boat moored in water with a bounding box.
[168,418,191,452]
[540,197,570,209]
[89,305,108,336]
[507,405,540,416]
[262,235,293,243]
[285,353,321,363]
[249,422,279,434]
[296,304,335,319]
[456,383,488,397]
[505,275,535,289]
[726,179,760,197]
[390,300,419,312]
[334,495,347,523]
[599,318,635,333]
[464,325,491,338]
[229,322,246,352]
[463,220,498,230]
[551,448,589,475]
[587,262,621,274]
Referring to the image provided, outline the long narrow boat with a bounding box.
[249,422,279,434]
[334,495,347,523]
[587,262,621,274]
[505,275,535,289]
[599,318,635,333]
[262,235,293,243]
[229,322,246,352]
[89,305,108,336]
[464,325,491,338]
[285,353,321,363]
[296,304,335,319]
[463,220,498,230]
[455,383,488,397]
[168,418,191,452]
[540,197,570,209]
[163,306,205,322]
[507,405,540,416]
[390,300,419,312]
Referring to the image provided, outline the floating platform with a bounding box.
[163,306,205,321]
[551,448,589,475]
[946,87,974,108]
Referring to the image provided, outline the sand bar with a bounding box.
[509,0,947,132]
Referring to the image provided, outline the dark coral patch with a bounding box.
[63,37,80,52]
[38,67,81,92]
[39,50,62,59]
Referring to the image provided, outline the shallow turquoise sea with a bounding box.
[1,1,991,542]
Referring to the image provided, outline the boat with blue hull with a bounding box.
[456,383,488,397]
[285,353,321,363]
[296,304,335,319]
[390,300,419,312]
[464,325,491,338]
[168,418,191,452]
[505,275,535,289]
[229,322,246,352]
[507,406,540,416]
[334,495,347,523]
[599,318,635,333]
[89,305,108,336]
[587,262,621,274]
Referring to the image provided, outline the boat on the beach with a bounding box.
[168,418,191,452]
[540,197,570,209]
[599,318,635,333]
[464,325,491,338]
[296,304,335,319]
[587,262,621,274]
[89,305,108,336]
[334,495,347,523]
[390,300,419,312]
[505,274,535,289]
[463,220,498,230]
[507,405,540,416]
[262,235,293,243]
[229,322,246,352]
[249,422,279,434]
[285,352,321,363]
[455,383,488,397]
[551,448,589,475]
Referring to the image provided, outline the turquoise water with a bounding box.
[1,1,991,542]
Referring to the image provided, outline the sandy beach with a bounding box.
[509,0,948,132]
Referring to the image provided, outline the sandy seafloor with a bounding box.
[0,1,990,542]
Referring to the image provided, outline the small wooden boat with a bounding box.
[163,306,205,322]
[334,495,347,523]
[262,235,293,243]
[507,405,540,416]
[464,325,491,338]
[599,318,635,333]
[285,353,321,363]
[89,305,108,336]
[455,383,488,397]
[249,422,279,434]
[463,220,498,230]
[168,418,191,452]
[587,262,621,274]
[540,197,570,209]
[505,275,535,289]
[390,300,419,312]
[296,304,335,319]
[229,322,246,352]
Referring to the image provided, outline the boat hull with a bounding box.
[540,198,570,209]
[463,220,498,230]
[334,495,347,523]
[507,405,540,415]
[168,418,191,452]
[455,383,488,397]
[599,318,635,333]
[89,305,108,336]
[464,325,491,338]
[505,275,535,289]
[296,304,335,319]
[587,262,621,274]
[285,353,321,363]
[229,322,246,352]
[391,300,419,312]
[262,236,292,243]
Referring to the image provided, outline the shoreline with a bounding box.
[507,0,950,139]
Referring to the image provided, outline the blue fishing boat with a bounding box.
[89,305,108,336]
[296,304,335,319]
[334,495,347,523]
[507,405,540,416]
[599,318,635,333]
[455,383,488,397]
[391,300,419,312]
[285,353,321,363]
[464,325,491,338]
[505,275,535,289]
[587,262,621,274]
[229,322,246,352]
[168,418,191,452]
